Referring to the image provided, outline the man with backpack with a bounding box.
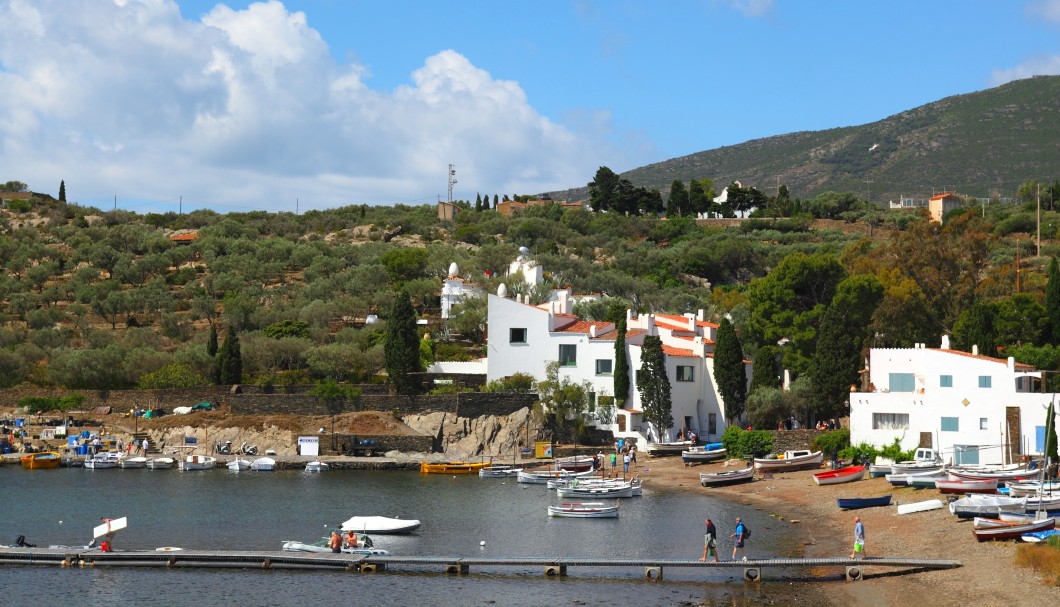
[731,516,749,560]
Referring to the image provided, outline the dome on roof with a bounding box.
[497,283,508,298]
[448,262,459,278]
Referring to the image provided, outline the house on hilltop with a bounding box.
[928,192,963,223]
[850,336,1056,466]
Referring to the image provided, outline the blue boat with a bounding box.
[837,495,892,510]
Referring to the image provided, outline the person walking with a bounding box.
[731,516,748,560]
[622,451,631,475]
[629,444,637,466]
[699,518,720,562]
[141,438,149,454]
[609,452,617,478]
[851,516,865,559]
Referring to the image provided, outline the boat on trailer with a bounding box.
[547,502,619,518]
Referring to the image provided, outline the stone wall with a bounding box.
[228,391,538,418]
[328,433,433,454]
[0,387,231,413]
[771,429,826,453]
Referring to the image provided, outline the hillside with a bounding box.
[548,76,1060,203]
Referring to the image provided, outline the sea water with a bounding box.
[1,466,833,606]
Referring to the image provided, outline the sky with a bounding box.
[1,0,1059,214]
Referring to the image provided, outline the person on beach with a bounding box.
[699,518,719,562]
[330,530,342,553]
[142,438,149,454]
[609,452,617,477]
[629,444,637,466]
[851,516,865,559]
[623,452,630,474]
[731,517,748,560]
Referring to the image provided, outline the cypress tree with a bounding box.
[59,180,66,202]
[475,193,482,211]
[1046,257,1060,342]
[207,324,218,357]
[713,317,747,422]
[218,328,242,385]
[384,290,421,394]
[613,318,630,405]
[1045,400,1058,479]
[807,305,861,418]
[637,336,673,438]
[493,194,499,209]
[749,344,781,395]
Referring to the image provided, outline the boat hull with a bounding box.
[681,448,727,465]
[420,461,489,474]
[897,499,944,515]
[973,517,1055,542]
[813,465,866,486]
[754,451,824,472]
[837,495,892,510]
[934,479,998,494]
[20,452,61,470]
[699,467,754,486]
[341,516,421,534]
[548,503,619,518]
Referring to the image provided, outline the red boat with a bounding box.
[972,517,1055,542]
[934,478,999,494]
[812,465,867,486]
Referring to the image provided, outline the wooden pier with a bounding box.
[0,547,961,582]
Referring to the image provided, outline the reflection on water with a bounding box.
[1,467,835,606]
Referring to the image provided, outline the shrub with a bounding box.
[812,428,850,456]
[137,364,211,389]
[839,441,879,464]
[483,372,536,393]
[721,426,774,458]
[878,437,915,462]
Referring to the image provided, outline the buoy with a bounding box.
[480,540,486,547]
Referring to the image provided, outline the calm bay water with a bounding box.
[2,466,832,606]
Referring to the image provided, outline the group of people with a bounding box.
[600,439,637,477]
[676,429,698,443]
[697,515,866,562]
[329,529,363,553]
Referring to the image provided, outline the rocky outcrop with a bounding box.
[402,407,542,459]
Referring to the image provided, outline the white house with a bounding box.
[850,336,1057,466]
[440,262,484,320]
[486,287,743,445]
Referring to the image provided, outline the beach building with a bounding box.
[849,336,1056,466]
[485,251,743,445]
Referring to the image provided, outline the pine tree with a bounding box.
[218,328,242,385]
[58,180,66,202]
[384,290,421,394]
[749,345,781,395]
[637,336,673,438]
[1046,257,1060,342]
[667,180,688,216]
[713,318,747,422]
[613,318,630,405]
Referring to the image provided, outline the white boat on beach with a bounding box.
[681,446,727,465]
[145,457,175,470]
[885,469,945,487]
[949,495,1027,518]
[547,502,619,518]
[753,450,823,472]
[699,467,755,487]
[646,441,693,456]
[896,499,944,515]
[340,516,421,534]
[251,457,276,471]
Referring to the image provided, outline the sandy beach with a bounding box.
[637,455,1060,607]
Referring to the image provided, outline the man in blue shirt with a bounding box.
[851,516,865,559]
[731,517,747,560]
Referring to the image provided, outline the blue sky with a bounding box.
[2,0,1059,213]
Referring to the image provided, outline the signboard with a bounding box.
[298,436,320,456]
[534,441,553,459]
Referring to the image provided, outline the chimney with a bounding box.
[940,335,950,350]
[697,309,705,322]
[589,325,597,338]
[688,315,696,331]
[646,314,655,334]
[972,344,979,356]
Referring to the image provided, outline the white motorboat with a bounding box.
[145,457,175,470]
[119,456,147,469]
[753,450,824,472]
[251,457,276,471]
[547,502,619,518]
[305,460,329,472]
[227,458,251,472]
[178,455,217,471]
[340,516,421,534]
[478,464,523,478]
[517,468,596,485]
[557,483,635,499]
[282,537,390,556]
[84,453,121,469]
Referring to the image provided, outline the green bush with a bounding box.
[483,372,535,393]
[878,437,915,462]
[137,364,210,389]
[812,428,850,456]
[721,426,774,458]
[839,441,879,463]
[18,396,57,414]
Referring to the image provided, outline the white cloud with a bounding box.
[1028,0,1060,23]
[989,54,1060,86]
[0,0,626,211]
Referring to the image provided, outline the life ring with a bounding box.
[155,547,183,552]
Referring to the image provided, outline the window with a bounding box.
[978,376,992,388]
[980,417,988,430]
[509,328,527,344]
[888,373,915,392]
[939,375,953,388]
[941,417,959,432]
[676,366,694,382]
[872,413,909,430]
[595,359,613,375]
[559,344,577,367]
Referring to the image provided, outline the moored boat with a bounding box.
[341,516,421,534]
[837,495,892,510]
[305,459,329,472]
[812,465,866,486]
[554,456,596,472]
[250,457,275,471]
[20,451,61,470]
[517,468,597,485]
[282,536,391,556]
[681,446,727,465]
[178,455,217,471]
[145,457,175,470]
[699,466,754,487]
[227,458,251,472]
[419,461,489,474]
[119,456,148,469]
[547,502,619,518]
[973,517,1055,542]
[557,483,635,499]
[753,450,823,472]
[478,464,523,478]
[84,453,121,469]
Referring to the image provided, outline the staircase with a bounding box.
[130,433,162,455]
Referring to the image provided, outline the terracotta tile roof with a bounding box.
[655,313,719,329]
[927,348,1035,371]
[929,192,958,200]
[553,320,612,335]
[169,232,200,242]
[662,345,695,357]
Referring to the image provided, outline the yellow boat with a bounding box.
[419,461,490,474]
[21,451,62,470]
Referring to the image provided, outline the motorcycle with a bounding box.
[215,440,232,455]
[239,442,258,456]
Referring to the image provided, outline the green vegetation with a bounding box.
[636,336,672,437]
[811,428,850,457]
[720,426,773,458]
[18,393,84,414]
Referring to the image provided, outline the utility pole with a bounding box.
[1037,183,1042,256]
[447,164,457,204]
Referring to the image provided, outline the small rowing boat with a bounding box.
[547,502,619,518]
[837,495,892,510]
[699,467,754,487]
[813,465,866,486]
[419,461,489,474]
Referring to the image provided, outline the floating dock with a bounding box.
[0,547,961,582]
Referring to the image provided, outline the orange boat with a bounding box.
[21,451,61,470]
[419,461,489,474]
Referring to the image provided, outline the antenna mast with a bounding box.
[448,164,457,204]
